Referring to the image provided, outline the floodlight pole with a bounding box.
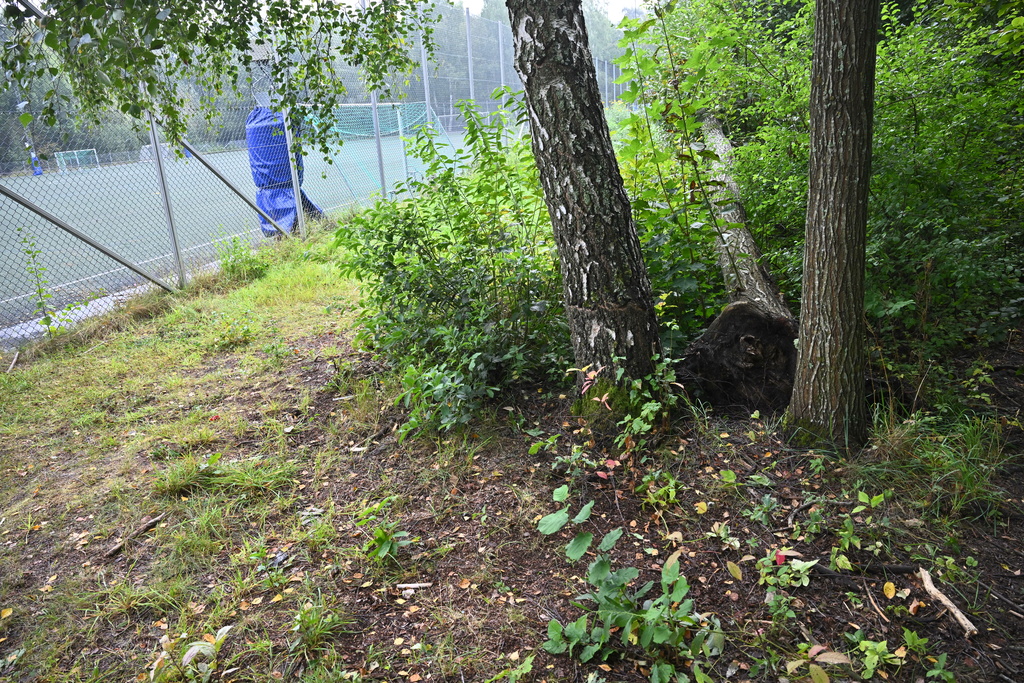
[148,111,186,288]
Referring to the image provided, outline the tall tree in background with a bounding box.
[505,0,662,382]
[787,0,880,448]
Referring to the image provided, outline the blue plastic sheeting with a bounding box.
[245,107,323,236]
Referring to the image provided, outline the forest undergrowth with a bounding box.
[0,224,1021,683]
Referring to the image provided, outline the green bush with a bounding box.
[335,95,570,435]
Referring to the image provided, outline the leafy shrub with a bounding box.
[335,94,570,435]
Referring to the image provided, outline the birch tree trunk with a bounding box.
[699,112,792,321]
[787,0,880,448]
[505,0,662,382]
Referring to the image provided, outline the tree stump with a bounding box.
[679,301,798,413]
[679,114,798,413]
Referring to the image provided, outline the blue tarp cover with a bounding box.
[245,107,323,235]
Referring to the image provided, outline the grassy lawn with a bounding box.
[2,229,1023,683]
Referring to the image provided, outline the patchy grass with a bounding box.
[1,231,1023,683]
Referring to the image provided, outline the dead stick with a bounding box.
[863,578,891,623]
[6,351,18,373]
[396,583,433,589]
[917,567,978,637]
[103,512,168,559]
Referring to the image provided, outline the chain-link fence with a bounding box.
[0,7,625,349]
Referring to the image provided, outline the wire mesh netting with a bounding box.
[0,8,626,349]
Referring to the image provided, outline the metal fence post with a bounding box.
[465,7,476,103]
[397,106,410,186]
[598,59,606,104]
[281,109,307,239]
[498,23,506,90]
[421,34,433,126]
[147,111,186,288]
[370,92,388,196]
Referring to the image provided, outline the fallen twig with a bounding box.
[810,563,860,591]
[979,580,1024,617]
[396,582,433,590]
[6,351,18,373]
[863,578,891,623]
[103,512,168,559]
[917,567,978,637]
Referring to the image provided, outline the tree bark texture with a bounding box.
[788,0,879,448]
[679,114,798,414]
[699,112,792,321]
[505,0,662,381]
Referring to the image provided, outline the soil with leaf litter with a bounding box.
[1,327,1023,683]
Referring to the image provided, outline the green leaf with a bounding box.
[588,556,612,584]
[650,662,675,683]
[552,485,569,502]
[597,527,624,551]
[542,627,567,654]
[572,500,594,524]
[18,113,32,126]
[579,642,601,662]
[537,508,570,535]
[858,491,870,504]
[808,663,830,683]
[565,532,593,561]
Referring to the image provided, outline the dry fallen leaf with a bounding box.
[727,561,743,581]
[0,608,12,620]
[695,501,708,514]
[815,652,852,665]
[664,549,683,570]
[270,594,283,603]
[883,581,896,599]
[458,578,471,589]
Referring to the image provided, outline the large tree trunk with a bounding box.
[678,114,798,413]
[787,0,879,448]
[505,0,662,382]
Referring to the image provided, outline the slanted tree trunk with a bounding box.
[505,0,662,382]
[700,113,792,321]
[787,0,880,448]
[679,114,798,413]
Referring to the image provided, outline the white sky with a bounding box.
[460,0,643,23]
